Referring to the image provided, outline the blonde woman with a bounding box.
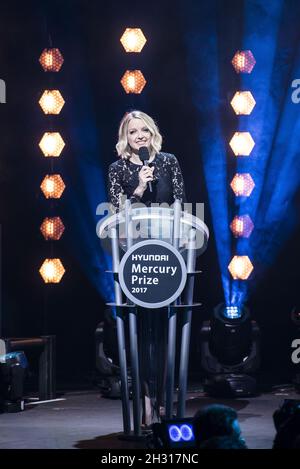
[107,111,186,426]
[108,110,186,211]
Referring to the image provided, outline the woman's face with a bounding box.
[127,118,152,153]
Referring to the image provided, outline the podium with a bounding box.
[98,200,209,437]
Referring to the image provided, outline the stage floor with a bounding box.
[0,384,299,449]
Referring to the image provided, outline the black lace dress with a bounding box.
[108,152,186,423]
[108,152,186,211]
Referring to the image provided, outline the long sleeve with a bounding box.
[170,155,186,203]
[108,161,142,212]
[108,163,124,212]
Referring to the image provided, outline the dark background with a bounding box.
[0,0,299,388]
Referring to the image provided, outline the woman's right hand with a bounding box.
[133,166,154,198]
[138,166,154,189]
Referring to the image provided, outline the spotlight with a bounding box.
[39,48,64,72]
[229,132,255,156]
[149,418,195,449]
[230,173,255,197]
[39,132,65,157]
[231,50,256,74]
[230,215,254,238]
[120,28,147,53]
[39,258,65,283]
[40,217,65,241]
[200,303,260,397]
[230,91,256,115]
[40,174,66,199]
[39,90,65,115]
[224,305,242,319]
[120,70,147,94]
[228,255,253,280]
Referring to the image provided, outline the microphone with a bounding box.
[138,146,153,192]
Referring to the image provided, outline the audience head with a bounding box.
[193,404,245,447]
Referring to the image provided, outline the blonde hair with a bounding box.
[116,110,162,159]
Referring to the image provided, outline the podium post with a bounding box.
[165,200,181,419]
[125,200,141,436]
[111,226,131,435]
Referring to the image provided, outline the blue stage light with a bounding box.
[224,305,242,319]
[168,423,195,443]
[180,424,194,442]
[168,425,181,442]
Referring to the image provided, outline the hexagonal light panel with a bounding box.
[39,48,64,72]
[229,132,255,156]
[230,215,254,238]
[230,173,255,197]
[120,28,147,53]
[232,50,256,74]
[231,91,256,115]
[40,174,66,199]
[228,255,253,280]
[39,258,65,283]
[121,70,146,94]
[40,217,65,241]
[39,132,65,157]
[39,90,65,115]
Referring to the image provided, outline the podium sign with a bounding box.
[119,240,187,308]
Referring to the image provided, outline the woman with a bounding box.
[108,110,186,425]
[108,110,186,211]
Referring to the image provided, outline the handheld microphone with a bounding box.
[138,146,153,192]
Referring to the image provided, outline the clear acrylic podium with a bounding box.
[98,200,209,438]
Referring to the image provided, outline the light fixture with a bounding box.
[230,91,256,115]
[39,48,64,72]
[40,217,65,240]
[231,50,256,74]
[120,70,147,94]
[39,258,65,283]
[151,419,195,449]
[229,132,255,156]
[230,173,255,197]
[230,215,254,238]
[200,303,260,397]
[39,132,65,157]
[224,305,242,319]
[40,174,66,199]
[120,28,147,53]
[39,90,65,115]
[228,255,253,280]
